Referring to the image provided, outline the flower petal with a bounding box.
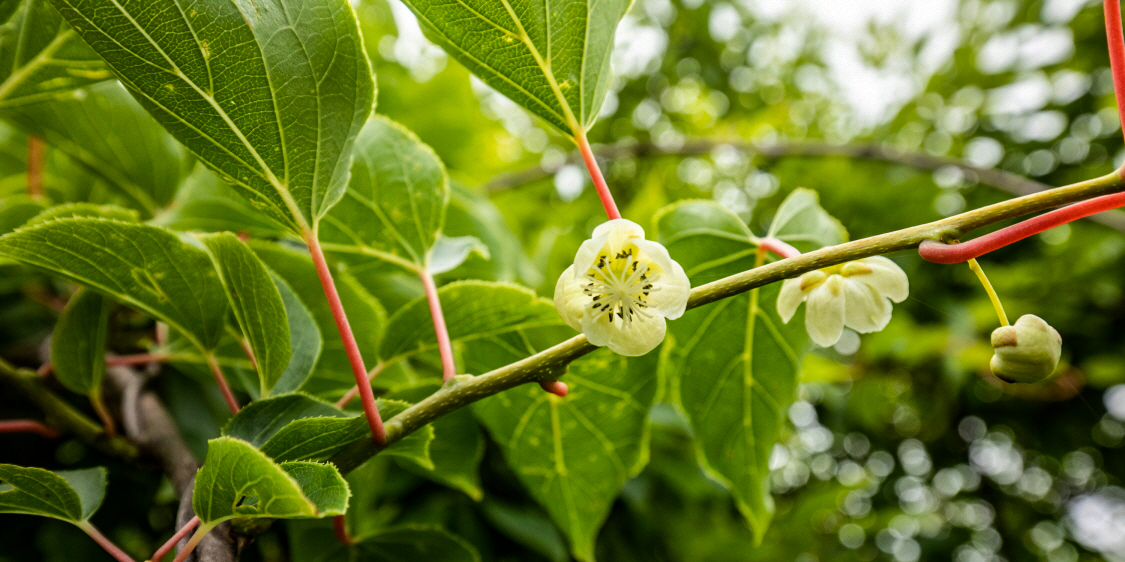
[635,240,691,319]
[586,313,666,357]
[857,256,909,302]
[777,278,806,323]
[805,276,845,347]
[842,278,892,333]
[573,235,608,275]
[592,218,645,250]
[553,265,585,331]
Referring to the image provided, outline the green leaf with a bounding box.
[428,235,488,275]
[353,526,481,562]
[0,465,105,522]
[389,383,484,500]
[49,0,375,233]
[250,241,386,396]
[25,201,138,226]
[398,0,629,136]
[379,281,561,363]
[443,184,537,284]
[472,350,658,562]
[224,395,433,467]
[4,81,194,213]
[193,436,348,526]
[0,194,45,235]
[0,218,229,350]
[201,233,292,398]
[271,271,322,396]
[656,199,808,541]
[765,188,848,253]
[50,287,109,396]
[151,165,287,239]
[320,116,448,269]
[0,0,110,109]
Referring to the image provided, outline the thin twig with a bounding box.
[0,419,60,438]
[419,268,457,382]
[27,136,44,200]
[150,516,200,562]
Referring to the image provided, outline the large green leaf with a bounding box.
[320,115,448,270]
[50,286,109,396]
[193,436,348,526]
[250,241,386,396]
[765,188,848,253]
[399,0,629,136]
[0,0,109,109]
[48,0,376,233]
[389,383,484,500]
[25,201,138,225]
[655,199,809,541]
[151,165,287,239]
[0,465,105,522]
[379,281,561,364]
[0,218,228,350]
[472,349,657,562]
[4,81,194,213]
[201,233,292,398]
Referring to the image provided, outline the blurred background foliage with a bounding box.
[2,0,1125,561]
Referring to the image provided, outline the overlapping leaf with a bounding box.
[0,218,228,350]
[766,187,848,253]
[472,349,657,562]
[49,0,375,232]
[320,115,448,270]
[399,0,629,136]
[390,383,485,499]
[0,465,105,522]
[201,233,292,398]
[0,0,109,109]
[50,287,109,396]
[655,199,811,541]
[152,166,286,239]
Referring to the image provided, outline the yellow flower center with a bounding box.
[582,243,662,327]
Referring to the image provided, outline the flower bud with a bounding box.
[989,314,1062,383]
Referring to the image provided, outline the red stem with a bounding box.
[205,355,240,415]
[419,268,456,382]
[1105,0,1125,145]
[575,131,621,220]
[150,516,200,562]
[305,231,386,445]
[27,136,43,199]
[0,419,60,438]
[238,338,259,372]
[538,380,569,397]
[758,237,801,259]
[333,515,354,546]
[336,362,386,409]
[920,191,1125,263]
[38,353,171,376]
[78,522,136,562]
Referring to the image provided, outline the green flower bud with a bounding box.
[989,314,1062,384]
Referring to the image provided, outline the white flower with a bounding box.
[554,219,691,356]
[777,256,909,347]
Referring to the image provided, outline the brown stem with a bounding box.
[27,136,44,200]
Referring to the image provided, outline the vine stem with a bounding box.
[171,525,211,562]
[967,258,1009,326]
[419,268,456,382]
[205,355,239,415]
[149,516,199,562]
[918,191,1125,263]
[575,130,621,220]
[76,521,136,562]
[304,230,386,445]
[1105,0,1125,144]
[0,419,59,438]
[27,136,43,199]
[328,167,1125,474]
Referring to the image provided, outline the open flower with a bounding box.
[554,219,691,356]
[777,256,909,347]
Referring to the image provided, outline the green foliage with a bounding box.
[765,188,848,253]
[0,465,105,522]
[473,350,658,562]
[272,272,323,396]
[397,0,628,136]
[321,115,449,270]
[202,232,293,398]
[657,199,810,541]
[48,0,374,233]
[352,527,481,562]
[389,383,485,500]
[0,0,109,110]
[192,436,348,526]
[0,217,229,350]
[49,287,108,396]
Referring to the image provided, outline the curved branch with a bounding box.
[485,139,1125,232]
[331,167,1125,473]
